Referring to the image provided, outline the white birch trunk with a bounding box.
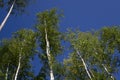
[5,64,9,80]
[44,20,54,80]
[77,51,92,80]
[0,0,16,31]
[14,53,21,80]
[102,64,114,80]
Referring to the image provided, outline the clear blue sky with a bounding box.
[0,0,120,79]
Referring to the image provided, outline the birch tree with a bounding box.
[10,29,36,80]
[0,40,13,80]
[0,0,30,31]
[64,30,98,80]
[35,9,62,80]
[64,27,120,80]
[98,27,120,80]
[0,29,36,80]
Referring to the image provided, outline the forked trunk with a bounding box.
[14,53,21,80]
[44,20,54,80]
[0,0,16,31]
[77,51,92,80]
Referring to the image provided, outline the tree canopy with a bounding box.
[0,8,120,80]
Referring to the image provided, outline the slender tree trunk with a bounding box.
[5,63,9,80]
[77,51,92,80]
[14,53,21,80]
[44,20,54,80]
[0,0,16,31]
[89,69,95,78]
[102,64,114,80]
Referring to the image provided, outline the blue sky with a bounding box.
[1,0,120,38]
[0,0,120,79]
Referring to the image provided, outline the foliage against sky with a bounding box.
[0,0,120,80]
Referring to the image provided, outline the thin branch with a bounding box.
[102,64,114,80]
[77,51,92,80]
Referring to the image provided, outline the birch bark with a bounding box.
[44,20,54,80]
[0,0,16,31]
[14,53,21,80]
[77,51,92,80]
[102,64,114,80]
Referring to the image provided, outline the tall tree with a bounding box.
[65,30,98,80]
[11,29,36,80]
[64,27,120,80]
[35,9,62,80]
